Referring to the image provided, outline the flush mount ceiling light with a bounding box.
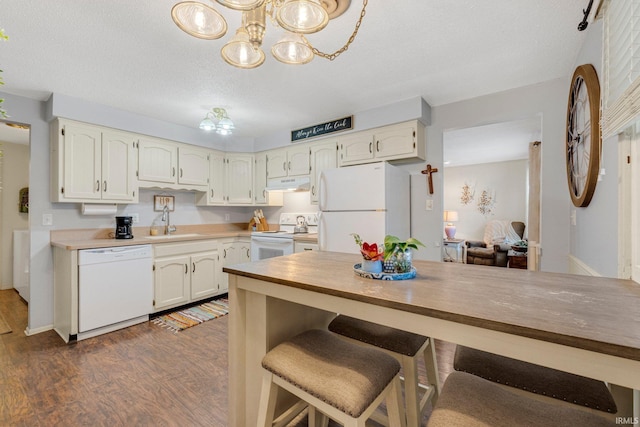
[171,0,368,68]
[199,107,235,135]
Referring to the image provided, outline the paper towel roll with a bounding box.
[81,203,117,216]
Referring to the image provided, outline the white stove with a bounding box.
[251,213,318,260]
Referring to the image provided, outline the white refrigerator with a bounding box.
[318,162,410,253]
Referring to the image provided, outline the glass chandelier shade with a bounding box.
[221,28,266,68]
[215,0,265,11]
[199,108,235,135]
[272,32,314,64]
[171,0,363,69]
[276,0,329,34]
[171,1,228,39]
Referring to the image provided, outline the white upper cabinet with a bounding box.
[266,146,310,179]
[254,152,269,204]
[177,145,209,189]
[226,153,254,204]
[338,120,425,166]
[51,119,138,203]
[138,137,177,185]
[338,132,375,166]
[310,139,338,204]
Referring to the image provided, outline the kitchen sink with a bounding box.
[144,233,203,240]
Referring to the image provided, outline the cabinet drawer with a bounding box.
[153,240,218,257]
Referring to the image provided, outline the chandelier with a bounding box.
[171,0,368,69]
[199,107,235,135]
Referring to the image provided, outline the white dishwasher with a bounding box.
[78,244,153,334]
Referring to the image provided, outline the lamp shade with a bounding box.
[221,28,266,68]
[171,1,227,40]
[272,32,314,64]
[443,211,459,222]
[215,0,265,11]
[276,0,329,34]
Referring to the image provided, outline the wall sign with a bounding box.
[154,195,175,211]
[291,116,353,142]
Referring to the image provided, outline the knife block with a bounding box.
[248,218,269,231]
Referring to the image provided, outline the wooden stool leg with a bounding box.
[308,407,329,427]
[424,339,441,405]
[386,376,407,427]
[257,371,279,427]
[401,354,421,427]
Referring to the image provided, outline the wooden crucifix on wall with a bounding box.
[421,164,438,194]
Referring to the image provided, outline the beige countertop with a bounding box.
[292,233,318,243]
[50,223,254,250]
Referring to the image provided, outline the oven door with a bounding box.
[250,236,294,261]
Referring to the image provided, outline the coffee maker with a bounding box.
[115,216,133,239]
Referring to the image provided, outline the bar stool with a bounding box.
[428,372,610,427]
[257,329,406,427]
[453,345,617,413]
[328,315,440,426]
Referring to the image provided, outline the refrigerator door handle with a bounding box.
[317,211,326,251]
[318,171,327,211]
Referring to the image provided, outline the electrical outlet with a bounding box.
[131,213,139,223]
[224,214,230,221]
[425,200,433,211]
[42,213,53,226]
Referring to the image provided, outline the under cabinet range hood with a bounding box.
[265,176,310,192]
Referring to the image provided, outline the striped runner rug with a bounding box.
[152,298,228,333]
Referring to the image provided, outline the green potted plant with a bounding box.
[383,235,425,273]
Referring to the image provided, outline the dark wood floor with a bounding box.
[0,289,455,426]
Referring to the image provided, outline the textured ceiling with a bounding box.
[0,1,589,143]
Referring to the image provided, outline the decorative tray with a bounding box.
[353,263,417,280]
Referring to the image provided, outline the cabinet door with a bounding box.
[266,149,287,179]
[254,152,268,204]
[191,250,220,299]
[61,123,102,200]
[295,242,318,253]
[178,146,209,187]
[287,145,311,177]
[374,123,417,160]
[154,255,189,310]
[206,151,226,205]
[226,154,254,204]
[138,138,178,184]
[310,139,338,204]
[339,132,375,166]
[220,242,239,292]
[102,130,137,202]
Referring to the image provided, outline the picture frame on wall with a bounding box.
[154,195,175,212]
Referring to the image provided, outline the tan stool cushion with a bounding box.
[328,315,427,356]
[428,372,610,427]
[262,329,400,418]
[454,345,617,413]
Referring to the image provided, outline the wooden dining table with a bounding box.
[224,251,640,426]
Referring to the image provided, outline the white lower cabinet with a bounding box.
[220,239,251,292]
[294,242,319,253]
[153,241,221,311]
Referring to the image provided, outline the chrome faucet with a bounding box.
[162,204,177,235]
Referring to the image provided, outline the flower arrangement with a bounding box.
[351,233,425,274]
[351,233,384,261]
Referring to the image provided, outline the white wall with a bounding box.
[407,79,569,272]
[443,160,528,242]
[0,142,29,288]
[568,19,619,278]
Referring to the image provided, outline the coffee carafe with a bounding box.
[115,216,133,239]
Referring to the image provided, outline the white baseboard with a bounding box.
[567,255,602,277]
[24,324,54,336]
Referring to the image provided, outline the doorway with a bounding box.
[0,121,30,301]
[442,116,542,267]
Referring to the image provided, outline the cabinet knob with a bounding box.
[180,168,183,178]
[185,264,188,274]
[369,142,372,154]
[223,249,227,258]
[311,185,315,195]
[283,161,286,171]
[192,262,196,273]
[96,180,100,192]
[173,167,176,177]
[103,181,107,192]
[376,140,380,152]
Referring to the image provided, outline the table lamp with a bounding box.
[444,210,459,240]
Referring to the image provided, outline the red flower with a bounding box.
[361,242,384,261]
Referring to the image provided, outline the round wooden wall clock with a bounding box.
[566,64,601,208]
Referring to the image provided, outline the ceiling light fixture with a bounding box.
[199,107,235,135]
[171,0,368,68]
